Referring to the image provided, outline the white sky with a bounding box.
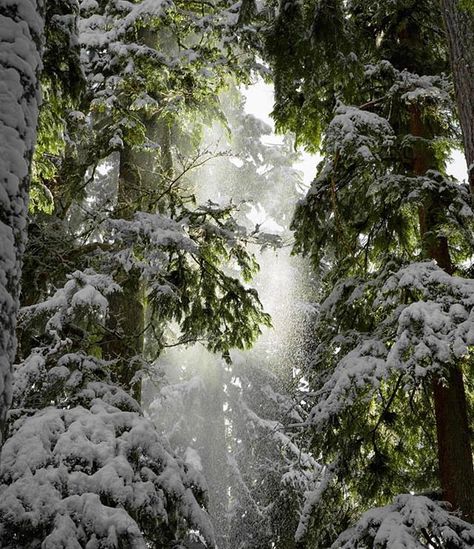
[242,80,468,186]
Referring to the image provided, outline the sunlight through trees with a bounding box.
[0,1,473,548]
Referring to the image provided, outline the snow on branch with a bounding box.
[19,269,120,335]
[0,396,215,547]
[332,494,474,548]
[307,261,474,427]
[325,105,394,162]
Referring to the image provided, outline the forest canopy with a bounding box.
[0,0,473,548]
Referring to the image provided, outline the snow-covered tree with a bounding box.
[262,0,474,543]
[0,0,44,445]
[23,0,271,400]
[2,270,215,547]
[332,494,474,549]
[0,2,275,546]
[5,0,474,546]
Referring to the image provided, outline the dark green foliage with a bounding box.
[265,0,359,150]
[9,2,276,547]
[26,0,270,364]
[262,0,474,544]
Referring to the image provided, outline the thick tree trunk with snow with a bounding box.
[411,106,474,522]
[441,0,474,195]
[0,1,44,446]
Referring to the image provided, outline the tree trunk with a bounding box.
[102,144,146,403]
[0,1,44,445]
[441,0,474,196]
[102,117,173,402]
[410,105,474,522]
[199,355,230,548]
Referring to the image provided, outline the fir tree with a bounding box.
[0,1,273,546]
[264,0,474,544]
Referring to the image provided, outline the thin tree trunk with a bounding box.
[441,0,474,195]
[199,356,230,548]
[0,1,44,445]
[411,105,474,522]
[100,21,176,404]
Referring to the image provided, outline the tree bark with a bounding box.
[441,0,474,196]
[102,144,146,403]
[0,1,44,446]
[410,105,474,522]
[102,116,173,403]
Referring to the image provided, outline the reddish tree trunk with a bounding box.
[411,106,474,522]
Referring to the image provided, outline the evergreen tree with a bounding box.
[0,1,273,546]
[5,0,474,546]
[2,271,215,547]
[263,0,474,544]
[0,0,45,445]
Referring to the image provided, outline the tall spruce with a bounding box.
[264,0,474,543]
[0,1,274,545]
